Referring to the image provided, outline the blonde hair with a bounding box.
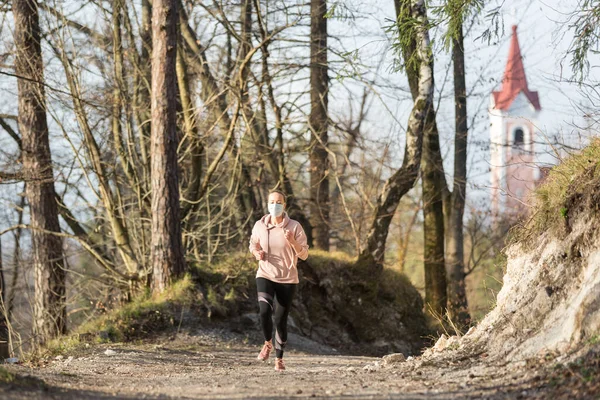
[268,190,287,203]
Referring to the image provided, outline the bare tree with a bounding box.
[7,189,25,321]
[150,0,186,292]
[422,111,447,316]
[13,0,66,344]
[391,0,448,317]
[137,0,153,170]
[248,0,314,243]
[0,236,7,355]
[178,2,262,234]
[309,0,330,250]
[357,0,433,271]
[446,13,471,329]
[0,0,454,335]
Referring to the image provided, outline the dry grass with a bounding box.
[513,138,600,244]
[38,250,426,358]
[41,275,197,357]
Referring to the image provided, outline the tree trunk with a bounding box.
[13,0,66,344]
[111,0,139,195]
[422,112,447,317]
[151,0,186,292]
[309,0,330,250]
[7,189,25,321]
[136,0,152,170]
[447,22,471,330]
[397,204,420,273]
[0,237,7,346]
[177,46,204,222]
[358,0,433,271]
[395,0,448,318]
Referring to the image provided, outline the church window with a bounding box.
[514,127,524,146]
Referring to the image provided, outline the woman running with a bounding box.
[249,190,309,371]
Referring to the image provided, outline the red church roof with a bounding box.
[492,26,541,111]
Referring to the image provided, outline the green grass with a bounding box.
[43,275,197,356]
[191,251,259,317]
[548,348,600,391]
[307,249,357,267]
[42,256,262,357]
[516,138,600,242]
[586,335,600,346]
[77,275,195,339]
[0,366,15,384]
[0,365,46,389]
[43,336,83,357]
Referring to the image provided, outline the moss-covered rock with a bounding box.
[292,251,428,356]
[193,250,429,355]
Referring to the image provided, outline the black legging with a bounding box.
[256,277,297,358]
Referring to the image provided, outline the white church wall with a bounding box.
[489,91,541,216]
[489,106,507,213]
[507,92,538,119]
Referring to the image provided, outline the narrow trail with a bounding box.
[1,329,553,399]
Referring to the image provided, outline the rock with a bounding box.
[373,339,391,349]
[287,315,298,330]
[363,361,382,372]
[4,357,19,364]
[240,313,258,328]
[104,349,117,356]
[382,353,406,365]
[346,366,356,372]
[445,335,459,349]
[406,356,414,361]
[55,355,64,361]
[431,334,460,352]
[433,334,448,352]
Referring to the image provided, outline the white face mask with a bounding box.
[268,203,284,218]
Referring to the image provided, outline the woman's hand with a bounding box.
[283,229,296,244]
[284,228,305,256]
[253,249,266,261]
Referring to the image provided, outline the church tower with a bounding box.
[489,25,541,217]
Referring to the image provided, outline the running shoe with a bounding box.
[274,357,285,371]
[257,340,273,361]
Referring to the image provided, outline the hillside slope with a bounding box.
[434,141,600,361]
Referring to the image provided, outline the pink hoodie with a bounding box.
[248,212,309,284]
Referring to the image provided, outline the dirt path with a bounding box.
[0,328,556,399]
